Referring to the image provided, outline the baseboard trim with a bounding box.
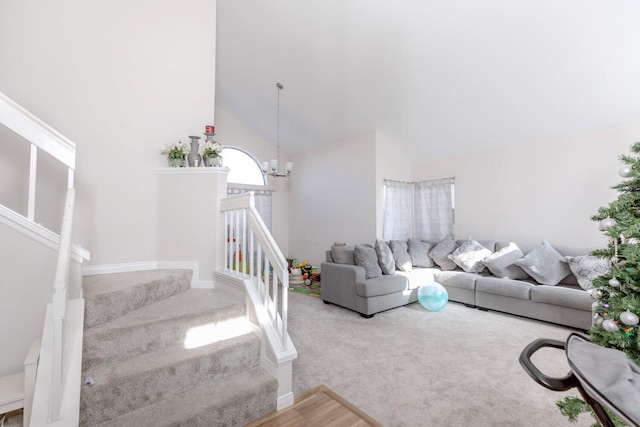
[82,261,158,276]
[83,261,214,289]
[277,392,295,411]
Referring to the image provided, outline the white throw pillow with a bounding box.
[480,243,529,279]
[447,236,491,273]
[565,255,609,291]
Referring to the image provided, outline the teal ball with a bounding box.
[418,283,448,312]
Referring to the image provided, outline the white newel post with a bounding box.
[156,167,229,286]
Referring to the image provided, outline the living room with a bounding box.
[1,1,639,425]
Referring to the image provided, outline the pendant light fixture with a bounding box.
[262,83,293,178]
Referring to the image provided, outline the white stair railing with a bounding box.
[219,192,297,409]
[0,90,87,425]
[220,192,290,351]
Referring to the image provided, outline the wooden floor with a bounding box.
[246,385,383,427]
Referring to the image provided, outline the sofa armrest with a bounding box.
[320,262,366,309]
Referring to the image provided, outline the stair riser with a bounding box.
[169,385,277,427]
[82,306,245,370]
[79,335,260,426]
[84,270,192,328]
[92,367,278,427]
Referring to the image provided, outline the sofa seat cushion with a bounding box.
[433,270,479,292]
[475,276,535,300]
[356,274,408,297]
[396,268,438,290]
[530,284,593,311]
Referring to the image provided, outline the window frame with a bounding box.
[222,146,267,186]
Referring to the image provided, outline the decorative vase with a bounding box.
[187,136,202,167]
[169,157,184,167]
[203,156,223,167]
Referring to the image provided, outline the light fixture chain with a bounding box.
[277,83,281,165]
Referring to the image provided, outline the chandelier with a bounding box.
[261,83,293,178]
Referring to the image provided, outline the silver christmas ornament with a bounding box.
[590,289,603,299]
[620,310,639,326]
[591,302,600,310]
[609,278,621,287]
[595,316,604,326]
[619,166,633,178]
[599,218,617,231]
[602,319,620,332]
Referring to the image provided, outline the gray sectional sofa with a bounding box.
[320,238,597,330]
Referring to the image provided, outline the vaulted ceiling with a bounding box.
[215,1,640,160]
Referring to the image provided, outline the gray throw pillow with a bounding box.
[408,239,434,268]
[565,255,609,291]
[331,244,355,265]
[354,244,383,279]
[429,236,458,271]
[390,240,412,272]
[515,241,571,286]
[480,242,529,279]
[447,236,492,273]
[375,239,396,275]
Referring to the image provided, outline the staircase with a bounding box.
[79,269,278,426]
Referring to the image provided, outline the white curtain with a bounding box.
[413,178,455,241]
[383,180,413,241]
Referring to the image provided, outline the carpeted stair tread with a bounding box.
[80,331,260,426]
[93,367,278,427]
[83,269,192,328]
[82,288,245,370]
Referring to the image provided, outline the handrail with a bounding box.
[1,89,86,425]
[220,192,290,351]
[49,188,75,421]
[0,91,76,169]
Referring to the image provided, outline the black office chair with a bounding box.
[520,333,640,427]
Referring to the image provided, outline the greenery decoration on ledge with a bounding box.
[161,141,191,160]
[558,142,640,426]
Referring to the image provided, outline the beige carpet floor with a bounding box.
[287,291,593,427]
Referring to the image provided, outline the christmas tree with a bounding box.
[558,142,640,425]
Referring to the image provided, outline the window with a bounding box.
[223,147,272,231]
[222,147,267,185]
[383,181,413,241]
[383,178,455,241]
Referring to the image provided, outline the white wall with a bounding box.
[289,131,378,267]
[411,124,640,248]
[213,108,291,255]
[375,129,413,238]
[0,224,56,377]
[0,1,217,375]
[156,169,227,284]
[0,0,217,268]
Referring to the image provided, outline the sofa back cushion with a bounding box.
[330,244,356,265]
[355,244,383,279]
[390,240,413,272]
[496,241,598,286]
[408,239,435,268]
[429,236,459,271]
